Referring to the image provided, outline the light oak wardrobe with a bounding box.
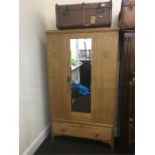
[46,28,119,148]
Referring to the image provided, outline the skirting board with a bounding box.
[22,123,117,155]
[22,123,51,155]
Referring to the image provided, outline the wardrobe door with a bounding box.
[47,33,71,120]
[92,32,118,125]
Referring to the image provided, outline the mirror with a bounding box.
[70,38,92,113]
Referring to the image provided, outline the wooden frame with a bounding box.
[66,33,95,123]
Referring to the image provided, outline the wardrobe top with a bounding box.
[46,28,119,35]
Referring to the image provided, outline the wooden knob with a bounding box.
[61,128,65,132]
[95,133,99,137]
[129,118,133,123]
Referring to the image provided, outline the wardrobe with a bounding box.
[46,28,119,148]
[118,30,135,152]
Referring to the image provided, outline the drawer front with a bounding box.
[52,121,113,142]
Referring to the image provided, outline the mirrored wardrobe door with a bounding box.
[68,38,93,113]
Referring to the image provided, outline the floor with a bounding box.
[34,133,134,155]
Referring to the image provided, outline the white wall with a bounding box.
[20,0,121,154]
[19,0,51,154]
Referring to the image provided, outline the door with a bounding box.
[66,33,94,122]
[92,32,119,125]
[47,33,71,120]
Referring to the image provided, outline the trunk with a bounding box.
[56,1,112,29]
[119,0,135,30]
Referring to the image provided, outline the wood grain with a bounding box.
[46,28,119,35]
[72,112,91,123]
[52,121,113,146]
[92,31,119,125]
[47,34,71,120]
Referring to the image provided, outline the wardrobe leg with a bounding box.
[51,130,55,143]
[110,141,114,151]
[110,129,114,151]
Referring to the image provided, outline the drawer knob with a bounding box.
[61,128,65,132]
[95,133,99,137]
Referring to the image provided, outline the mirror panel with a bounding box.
[70,38,92,113]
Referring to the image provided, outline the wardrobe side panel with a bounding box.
[92,31,118,125]
[47,33,71,120]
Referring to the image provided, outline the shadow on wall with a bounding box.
[35,11,50,123]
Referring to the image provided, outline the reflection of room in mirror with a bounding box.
[70,39,92,61]
[70,38,92,113]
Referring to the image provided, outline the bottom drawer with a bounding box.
[52,121,113,145]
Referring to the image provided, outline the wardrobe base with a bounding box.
[51,120,114,149]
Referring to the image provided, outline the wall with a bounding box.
[20,0,121,154]
[19,0,51,154]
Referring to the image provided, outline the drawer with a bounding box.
[52,121,113,142]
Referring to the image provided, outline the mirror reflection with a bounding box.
[70,38,92,113]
